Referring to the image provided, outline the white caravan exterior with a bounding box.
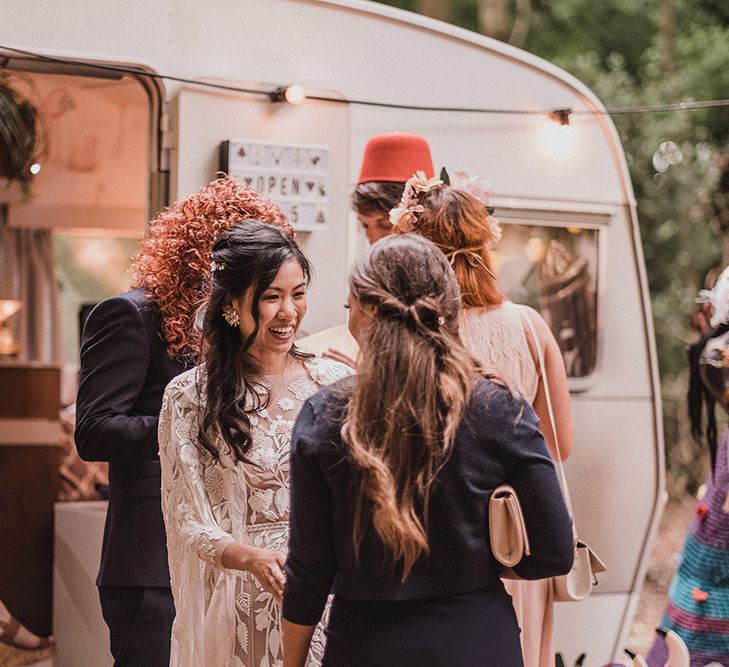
[1,1,665,664]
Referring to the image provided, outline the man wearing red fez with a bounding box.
[300,133,436,366]
[351,133,434,244]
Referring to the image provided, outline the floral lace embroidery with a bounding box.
[159,358,352,666]
[197,533,219,566]
[277,396,295,412]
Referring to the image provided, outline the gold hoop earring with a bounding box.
[222,304,240,327]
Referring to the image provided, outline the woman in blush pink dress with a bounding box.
[393,171,575,667]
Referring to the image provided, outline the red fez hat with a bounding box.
[357,133,434,184]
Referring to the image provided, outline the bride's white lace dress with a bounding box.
[158,357,352,667]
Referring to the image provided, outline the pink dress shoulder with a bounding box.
[461,302,555,667]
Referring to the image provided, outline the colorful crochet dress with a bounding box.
[647,432,729,667]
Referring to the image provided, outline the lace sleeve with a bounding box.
[311,358,356,386]
[159,378,235,572]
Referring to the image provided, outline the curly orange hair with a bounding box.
[132,176,292,360]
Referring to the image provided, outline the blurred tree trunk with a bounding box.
[416,0,450,22]
[477,0,533,47]
[661,0,676,78]
[509,0,532,47]
[478,0,510,41]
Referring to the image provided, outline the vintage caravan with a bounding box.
[0,0,664,664]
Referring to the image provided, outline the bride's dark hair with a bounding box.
[197,220,311,463]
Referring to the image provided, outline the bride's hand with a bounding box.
[222,543,286,602]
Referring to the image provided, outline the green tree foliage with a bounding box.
[375,0,729,491]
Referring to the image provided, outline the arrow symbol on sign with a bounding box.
[237,147,246,158]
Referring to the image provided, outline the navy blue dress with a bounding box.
[283,378,574,667]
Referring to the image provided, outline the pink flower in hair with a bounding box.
[388,170,443,230]
[451,170,501,243]
[451,171,493,206]
[409,170,444,194]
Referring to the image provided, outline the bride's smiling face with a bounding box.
[231,258,308,359]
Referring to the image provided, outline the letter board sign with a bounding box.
[220,139,330,231]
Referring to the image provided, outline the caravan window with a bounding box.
[494,223,599,378]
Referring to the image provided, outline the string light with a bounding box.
[550,108,572,126]
[270,85,306,105]
[2,45,729,119]
[539,116,577,159]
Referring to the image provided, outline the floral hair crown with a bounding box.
[388,168,501,243]
[388,170,444,231]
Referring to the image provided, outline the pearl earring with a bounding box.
[223,304,240,327]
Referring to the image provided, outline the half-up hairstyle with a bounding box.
[342,234,480,580]
[399,185,504,309]
[198,221,312,463]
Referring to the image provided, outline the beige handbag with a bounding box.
[488,308,606,601]
[489,485,530,577]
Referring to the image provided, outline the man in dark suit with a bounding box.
[75,177,292,666]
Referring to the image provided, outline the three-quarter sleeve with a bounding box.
[158,380,235,571]
[501,399,575,579]
[283,400,338,626]
[75,296,159,462]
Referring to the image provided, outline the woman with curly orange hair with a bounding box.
[74,177,291,667]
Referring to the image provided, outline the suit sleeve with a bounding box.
[283,400,338,626]
[501,399,575,580]
[74,296,161,462]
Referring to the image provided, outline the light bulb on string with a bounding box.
[538,109,577,160]
[550,108,572,126]
[269,85,306,105]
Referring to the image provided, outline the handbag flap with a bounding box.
[576,539,607,573]
[489,484,531,568]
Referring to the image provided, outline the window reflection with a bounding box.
[494,224,598,378]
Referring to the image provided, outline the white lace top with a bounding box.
[158,356,353,667]
[460,301,539,402]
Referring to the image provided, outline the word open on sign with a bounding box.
[220,139,331,231]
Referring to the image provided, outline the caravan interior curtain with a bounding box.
[0,207,62,363]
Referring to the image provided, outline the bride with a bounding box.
[158,220,351,666]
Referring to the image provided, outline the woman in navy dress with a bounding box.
[282,234,574,667]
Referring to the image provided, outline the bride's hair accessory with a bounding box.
[388,170,444,230]
[210,259,226,273]
[222,304,240,327]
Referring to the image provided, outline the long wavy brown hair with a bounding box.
[132,177,292,361]
[400,186,504,309]
[343,234,480,580]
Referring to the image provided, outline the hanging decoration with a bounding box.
[0,75,43,195]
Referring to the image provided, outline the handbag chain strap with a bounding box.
[519,307,578,535]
